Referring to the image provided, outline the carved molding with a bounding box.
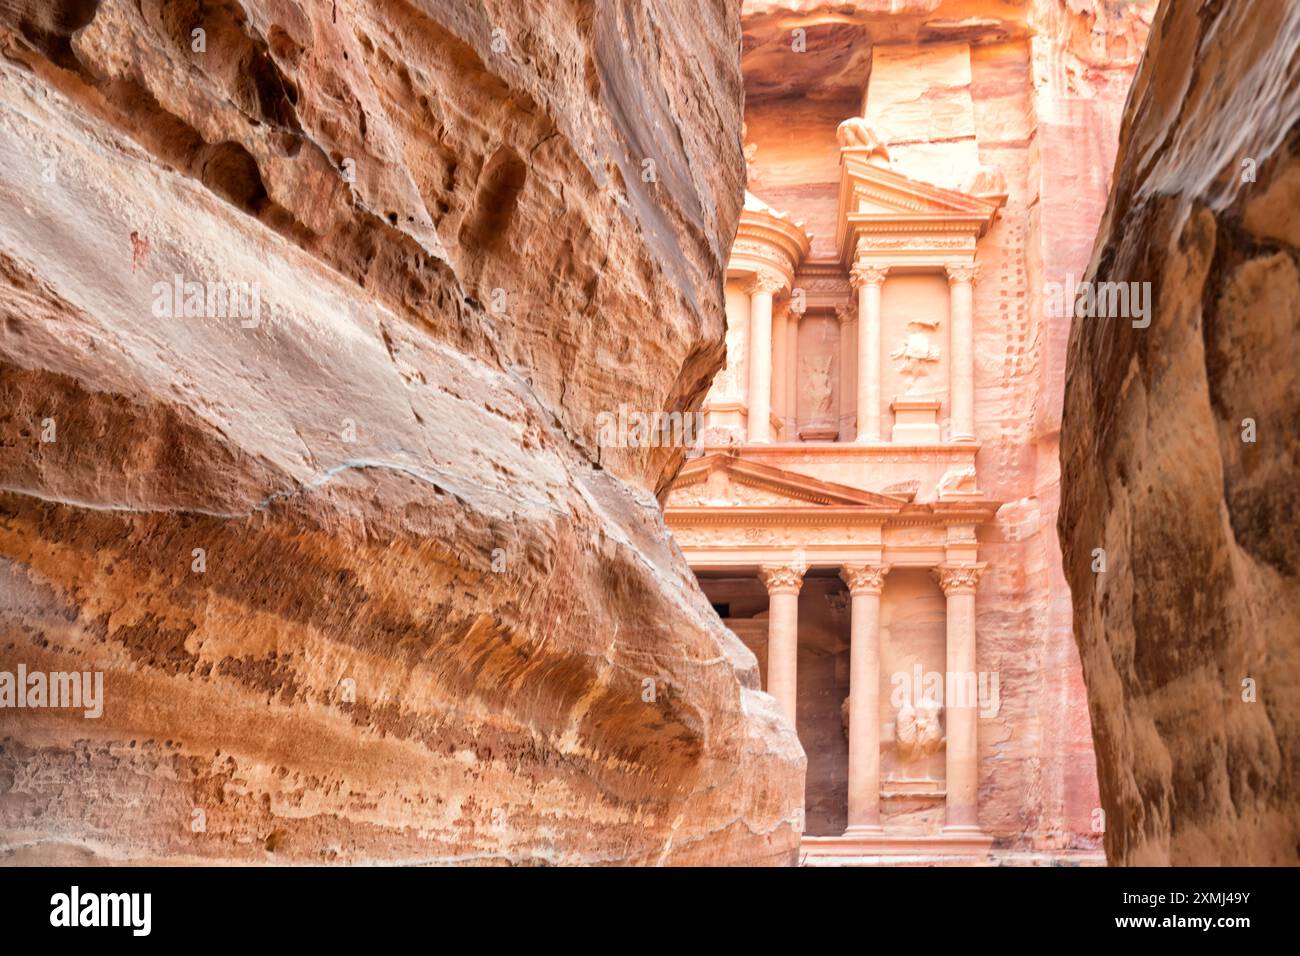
[933,563,986,595]
[840,563,890,594]
[760,563,806,594]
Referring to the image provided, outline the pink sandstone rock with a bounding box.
[0,0,804,865]
[1060,0,1300,866]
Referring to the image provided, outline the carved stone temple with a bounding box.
[665,9,1147,864]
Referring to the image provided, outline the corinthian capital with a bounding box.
[840,564,890,595]
[933,563,986,595]
[850,262,889,290]
[752,269,786,297]
[835,302,856,325]
[760,563,806,594]
[945,263,980,285]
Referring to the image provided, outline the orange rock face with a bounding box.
[0,1,804,864]
[1060,0,1300,866]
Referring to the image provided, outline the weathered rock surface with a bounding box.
[1060,0,1300,865]
[0,0,805,864]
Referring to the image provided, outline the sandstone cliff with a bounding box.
[1060,0,1300,865]
[0,0,805,864]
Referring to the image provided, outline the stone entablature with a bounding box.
[665,454,997,569]
[730,192,812,290]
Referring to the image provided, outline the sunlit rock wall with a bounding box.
[0,0,805,865]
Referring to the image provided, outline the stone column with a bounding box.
[850,261,888,442]
[934,563,985,832]
[786,299,803,438]
[945,264,978,443]
[747,271,783,444]
[760,563,805,726]
[841,563,890,834]
[772,304,788,436]
[835,303,856,442]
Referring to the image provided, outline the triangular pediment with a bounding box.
[665,454,910,511]
[835,151,1003,261]
[839,151,1001,218]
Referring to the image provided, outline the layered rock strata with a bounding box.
[0,0,804,864]
[1060,0,1300,865]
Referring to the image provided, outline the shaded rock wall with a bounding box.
[1060,0,1300,865]
[0,0,805,864]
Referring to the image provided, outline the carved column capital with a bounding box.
[752,269,786,297]
[933,563,986,595]
[840,563,890,595]
[945,263,980,285]
[760,563,806,595]
[850,262,890,290]
[835,302,857,325]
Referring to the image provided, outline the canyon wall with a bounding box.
[0,0,805,864]
[1060,0,1300,864]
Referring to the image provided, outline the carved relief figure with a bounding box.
[803,352,835,421]
[742,122,760,187]
[891,332,941,394]
[938,464,979,497]
[896,698,945,761]
[714,315,745,398]
[835,117,890,167]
